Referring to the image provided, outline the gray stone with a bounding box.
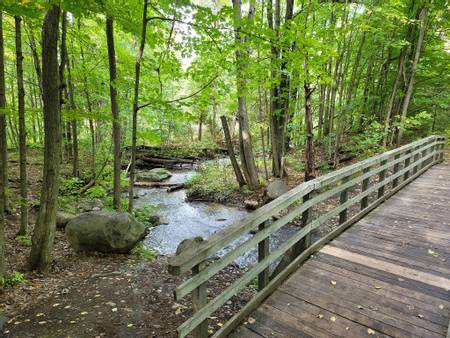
[66,211,146,253]
[56,211,76,229]
[265,179,289,201]
[136,168,172,182]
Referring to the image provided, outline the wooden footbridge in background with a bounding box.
[168,136,449,338]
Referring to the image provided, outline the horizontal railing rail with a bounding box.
[167,135,446,338]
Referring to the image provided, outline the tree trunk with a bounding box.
[78,26,96,179]
[232,0,259,190]
[65,47,78,176]
[220,116,246,186]
[106,17,122,210]
[29,6,61,272]
[15,16,28,236]
[128,0,148,213]
[382,52,404,147]
[397,7,427,145]
[0,12,7,278]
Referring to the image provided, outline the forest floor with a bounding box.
[0,151,254,338]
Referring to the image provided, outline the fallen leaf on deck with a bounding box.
[317,314,324,319]
[330,316,336,322]
[367,328,375,335]
[248,317,256,324]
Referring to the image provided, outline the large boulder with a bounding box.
[56,211,76,229]
[66,211,146,253]
[136,168,172,182]
[265,179,289,201]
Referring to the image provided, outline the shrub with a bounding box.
[86,186,107,199]
[133,205,157,229]
[186,162,239,202]
[132,244,158,262]
[60,177,84,195]
[15,235,32,247]
[0,272,27,288]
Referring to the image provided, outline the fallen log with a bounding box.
[134,181,186,191]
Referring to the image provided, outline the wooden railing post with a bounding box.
[439,141,444,161]
[361,168,370,209]
[413,146,420,174]
[339,177,349,224]
[192,262,208,338]
[403,149,412,181]
[175,237,208,338]
[258,221,269,291]
[421,144,428,169]
[392,154,400,188]
[291,192,313,261]
[378,159,387,198]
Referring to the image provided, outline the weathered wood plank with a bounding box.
[231,161,449,338]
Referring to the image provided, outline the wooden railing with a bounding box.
[167,135,446,338]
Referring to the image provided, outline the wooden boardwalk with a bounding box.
[232,163,450,338]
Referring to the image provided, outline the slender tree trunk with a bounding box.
[232,0,259,190]
[66,49,78,176]
[106,17,122,210]
[220,116,246,186]
[15,16,28,235]
[397,7,427,145]
[0,12,7,278]
[26,27,43,97]
[382,52,404,147]
[258,84,269,180]
[304,83,315,181]
[128,0,148,212]
[197,112,203,141]
[78,27,96,178]
[29,6,61,272]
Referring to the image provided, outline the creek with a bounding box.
[134,168,298,268]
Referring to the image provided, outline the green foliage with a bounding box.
[132,244,158,262]
[86,186,107,199]
[0,272,27,288]
[15,235,32,247]
[60,177,85,195]
[104,196,128,211]
[133,205,157,230]
[186,162,241,203]
[350,122,386,158]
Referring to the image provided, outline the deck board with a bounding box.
[232,163,450,337]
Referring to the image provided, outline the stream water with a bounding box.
[134,168,298,268]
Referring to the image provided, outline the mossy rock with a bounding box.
[136,168,172,182]
[66,211,146,253]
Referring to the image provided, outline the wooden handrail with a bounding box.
[167,135,446,338]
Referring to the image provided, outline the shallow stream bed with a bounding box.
[135,169,298,268]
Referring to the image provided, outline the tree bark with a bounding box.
[65,45,78,176]
[232,0,260,190]
[128,0,148,213]
[78,25,96,178]
[397,7,427,145]
[15,16,28,236]
[220,115,246,186]
[0,12,7,278]
[106,17,122,210]
[29,6,61,272]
